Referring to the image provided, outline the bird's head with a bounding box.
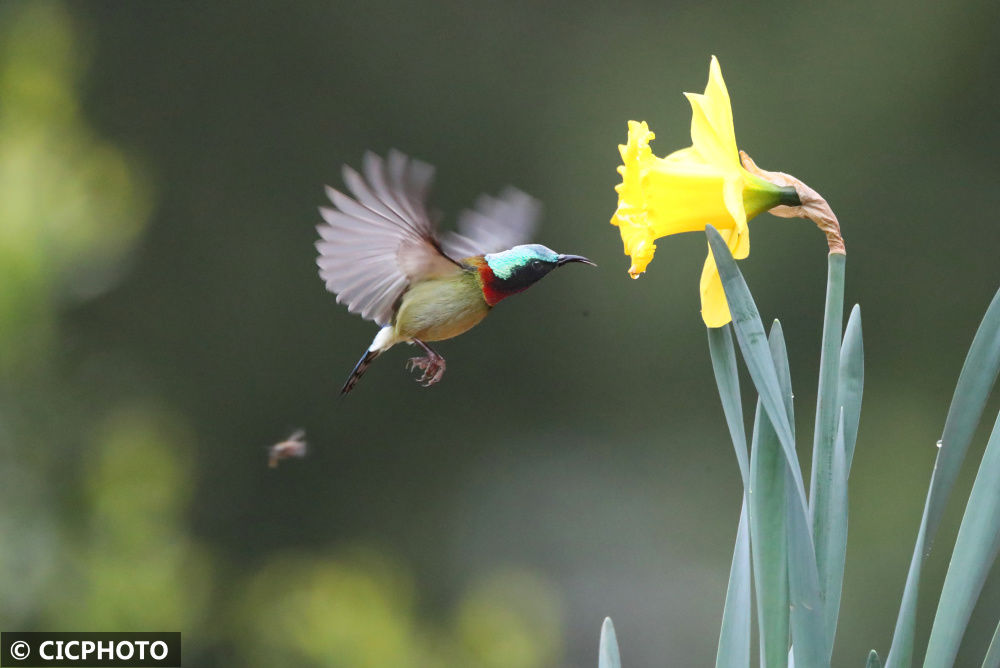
[478,244,595,305]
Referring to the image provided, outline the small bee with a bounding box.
[268,429,307,468]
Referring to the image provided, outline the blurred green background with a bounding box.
[2,1,999,665]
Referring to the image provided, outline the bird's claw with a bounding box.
[407,355,446,387]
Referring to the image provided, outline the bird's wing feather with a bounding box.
[441,186,541,260]
[316,150,460,326]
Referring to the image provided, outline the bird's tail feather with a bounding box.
[341,348,381,395]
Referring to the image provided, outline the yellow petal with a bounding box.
[723,177,750,259]
[662,144,715,167]
[699,227,743,328]
[704,56,737,156]
[684,56,739,169]
[626,235,655,278]
[700,258,731,328]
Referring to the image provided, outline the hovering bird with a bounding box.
[316,149,594,394]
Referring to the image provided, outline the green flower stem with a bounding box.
[809,253,846,643]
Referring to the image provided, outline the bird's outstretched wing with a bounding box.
[441,186,541,260]
[316,150,461,326]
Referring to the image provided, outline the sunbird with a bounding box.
[316,149,594,394]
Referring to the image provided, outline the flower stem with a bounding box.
[808,252,846,655]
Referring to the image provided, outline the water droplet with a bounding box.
[936,439,943,449]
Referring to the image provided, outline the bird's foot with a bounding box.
[406,351,446,387]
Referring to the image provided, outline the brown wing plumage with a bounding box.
[316,150,460,326]
[441,186,541,260]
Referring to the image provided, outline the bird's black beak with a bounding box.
[556,254,596,267]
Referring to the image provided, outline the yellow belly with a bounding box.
[393,272,490,342]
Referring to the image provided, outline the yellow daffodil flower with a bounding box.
[611,56,798,327]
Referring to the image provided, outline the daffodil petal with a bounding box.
[661,146,705,165]
[699,226,745,327]
[700,248,731,328]
[723,178,750,259]
[682,56,739,170]
[685,93,738,168]
[704,56,737,155]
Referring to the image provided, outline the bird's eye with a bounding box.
[531,259,544,270]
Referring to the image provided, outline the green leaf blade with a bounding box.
[705,225,827,664]
[821,409,850,654]
[749,322,792,668]
[923,409,1000,668]
[982,617,1000,668]
[885,458,938,668]
[716,500,752,668]
[887,283,1000,668]
[838,305,864,471]
[705,226,806,508]
[786,459,829,668]
[924,284,1000,547]
[708,325,750,488]
[599,617,622,668]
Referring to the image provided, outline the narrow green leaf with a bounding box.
[717,500,752,668]
[749,322,791,668]
[770,320,795,425]
[868,650,883,668]
[887,283,1000,668]
[821,409,849,656]
[885,457,938,668]
[705,226,807,509]
[786,459,828,667]
[708,325,749,488]
[810,254,846,626]
[706,226,827,663]
[982,616,1000,668]
[838,304,864,471]
[923,409,1000,667]
[599,617,621,668]
[924,283,1000,548]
